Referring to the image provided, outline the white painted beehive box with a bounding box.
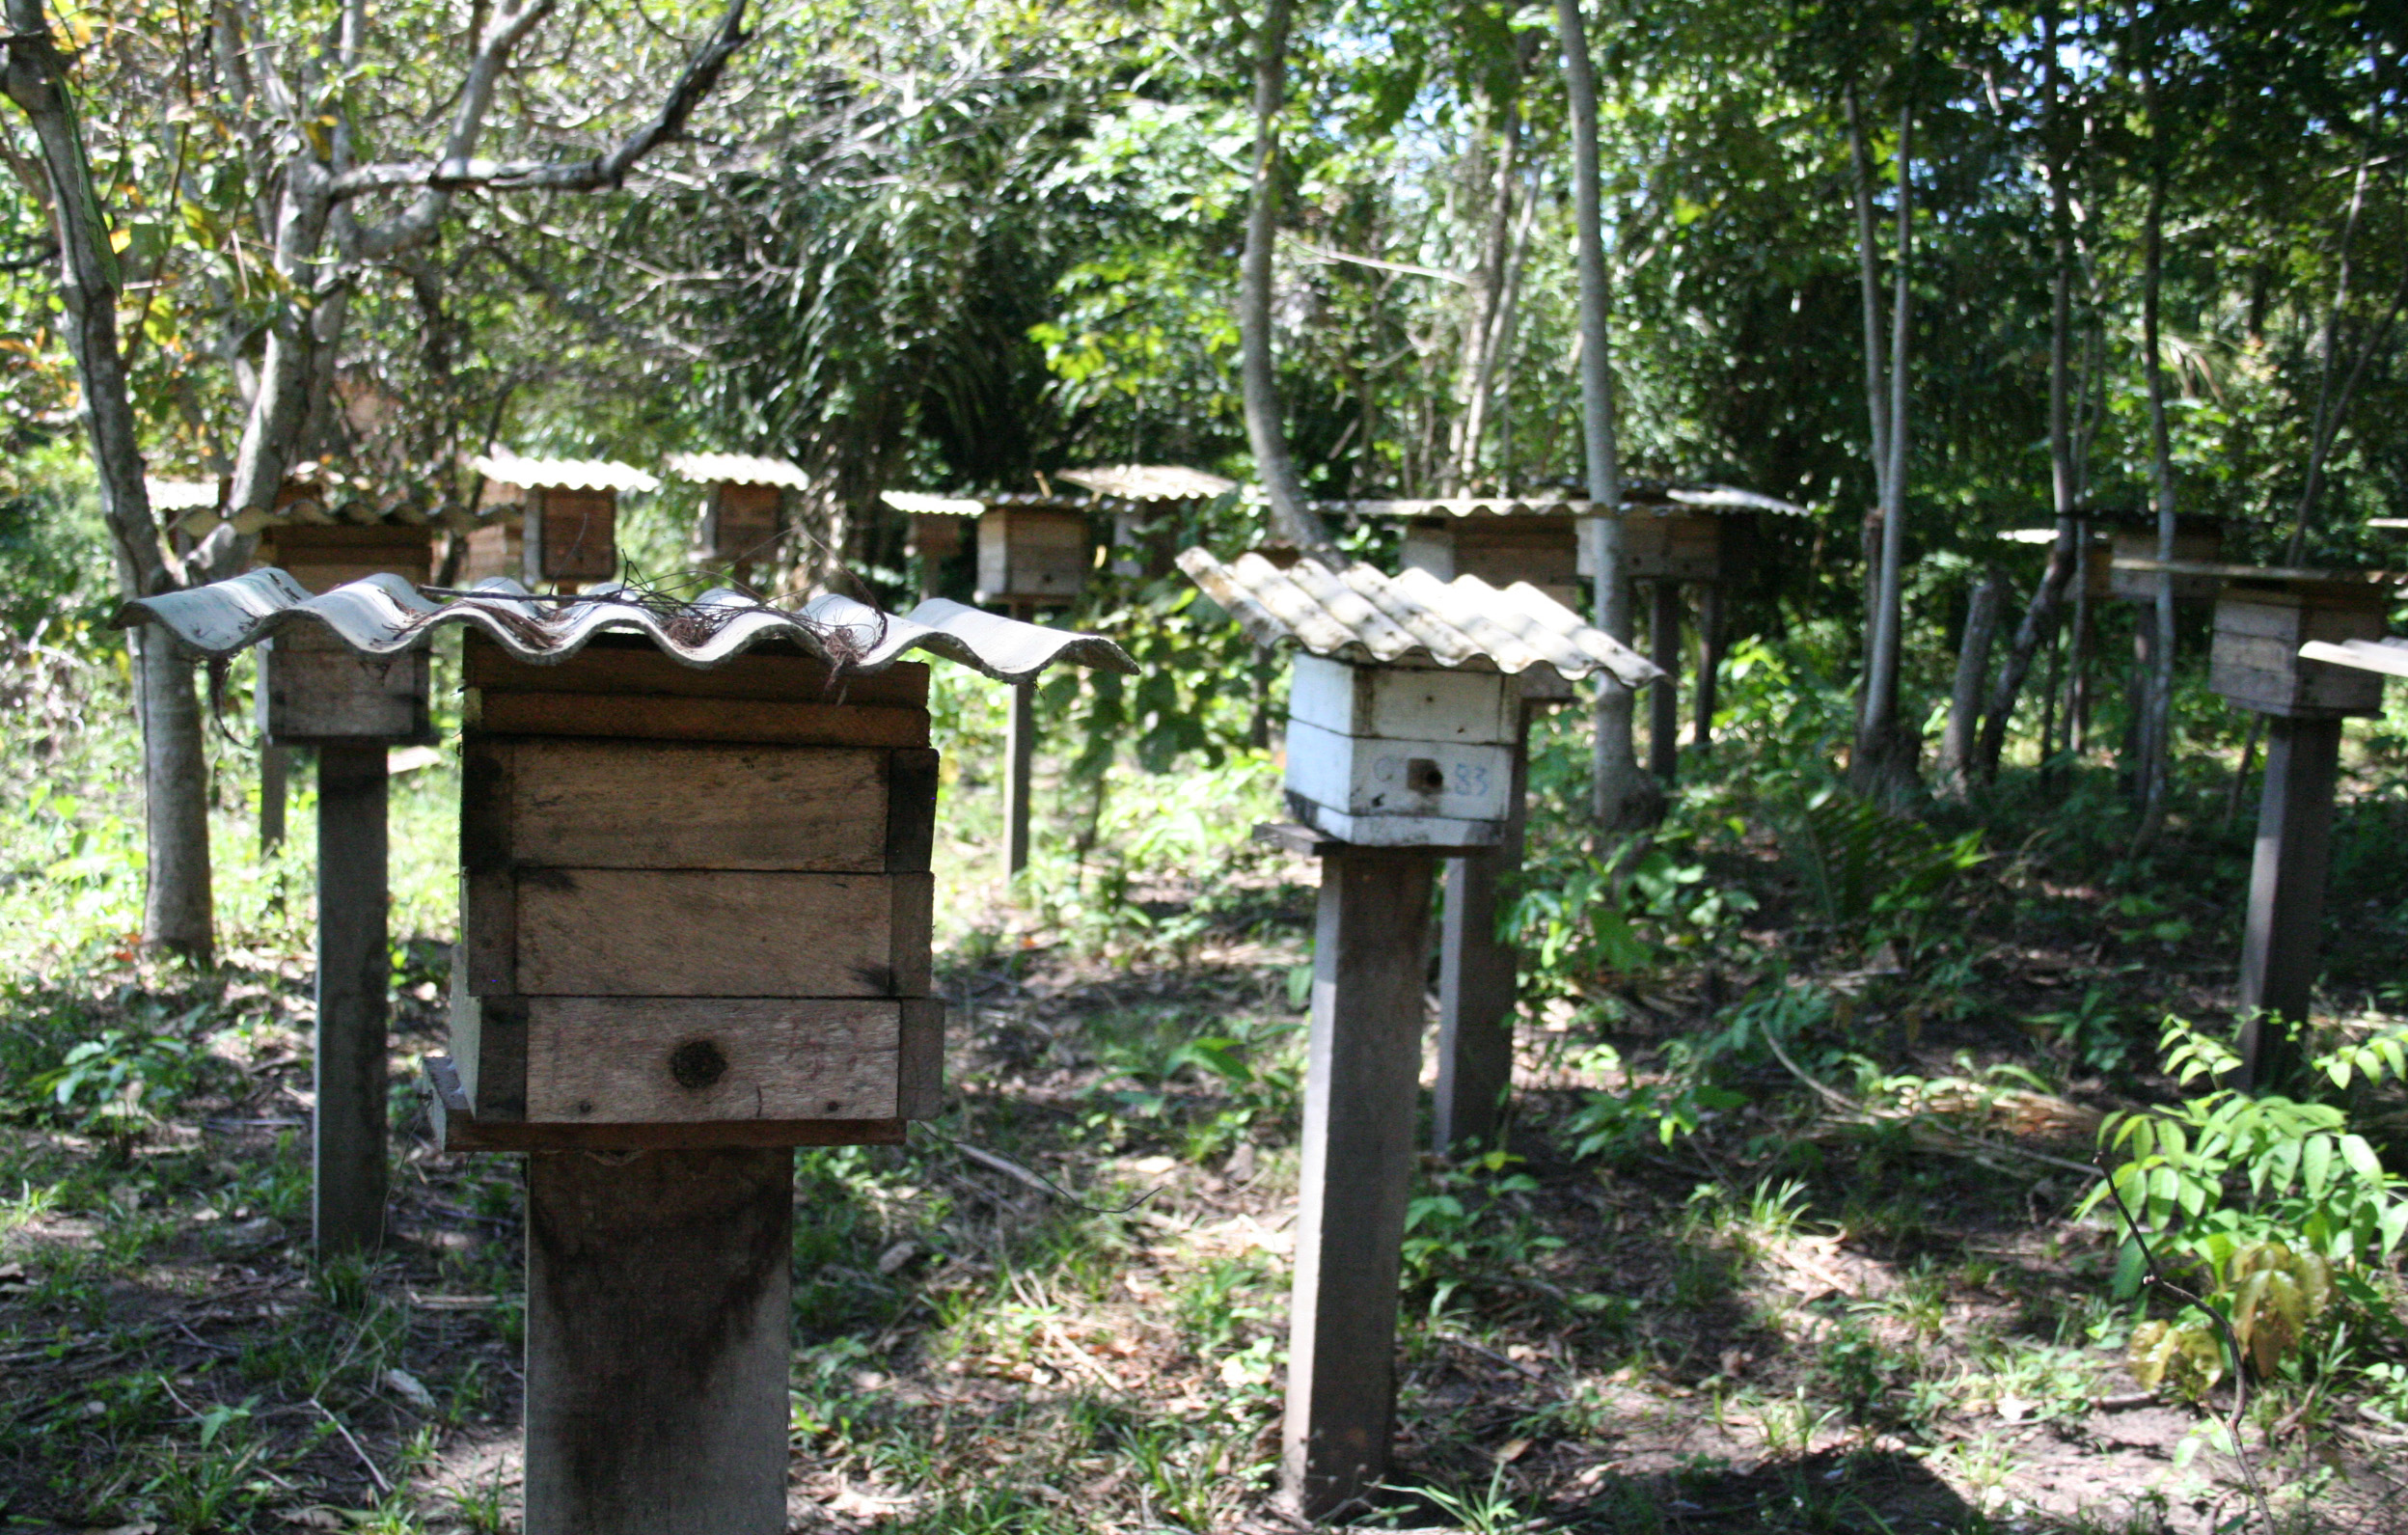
[1282,652,1513,848]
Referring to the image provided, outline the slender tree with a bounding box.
[1557,0,1655,829]
[1848,67,1918,801]
[1240,0,1334,551]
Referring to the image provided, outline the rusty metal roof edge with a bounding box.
[112,571,1136,685]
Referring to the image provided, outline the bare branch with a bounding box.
[342,0,749,255]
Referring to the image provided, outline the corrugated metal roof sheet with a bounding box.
[665,452,813,489]
[115,570,1136,684]
[1056,465,1236,503]
[472,452,660,494]
[1324,482,1809,519]
[1176,549,1658,688]
[2301,637,2408,678]
[147,479,223,513]
[879,489,1092,517]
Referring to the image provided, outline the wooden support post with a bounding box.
[1002,601,1037,879]
[1435,704,1531,1156]
[1692,585,1724,753]
[2069,516,2093,755]
[260,745,288,853]
[525,1148,793,1535]
[1282,845,1437,1521]
[2237,715,2342,1089]
[1649,581,1681,782]
[314,743,389,1254]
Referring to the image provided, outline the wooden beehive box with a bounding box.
[256,523,436,595]
[2109,521,2223,603]
[698,481,783,564]
[1283,653,1514,848]
[444,633,943,1149]
[457,520,524,585]
[977,506,1089,605]
[910,513,968,565]
[2209,579,2389,718]
[1402,516,1581,608]
[525,486,619,585]
[1581,510,1727,583]
[257,627,433,745]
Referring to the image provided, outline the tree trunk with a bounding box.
[1556,0,1656,830]
[1449,98,1522,493]
[1851,88,1916,801]
[5,0,214,960]
[1976,6,2078,781]
[2132,155,2177,849]
[1845,84,1890,701]
[1937,570,2005,799]
[1239,0,1333,552]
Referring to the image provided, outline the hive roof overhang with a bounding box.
[1176,549,1659,689]
[115,570,1136,685]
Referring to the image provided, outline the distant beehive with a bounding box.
[2209,575,2391,719]
[668,453,810,569]
[472,453,657,587]
[1056,465,1236,580]
[882,489,1094,606]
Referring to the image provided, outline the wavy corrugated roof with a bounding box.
[879,489,1091,517]
[146,480,223,514]
[115,571,1136,684]
[472,453,660,494]
[664,452,813,489]
[1176,550,1658,688]
[2301,638,2408,678]
[1056,466,1236,503]
[1323,483,1809,519]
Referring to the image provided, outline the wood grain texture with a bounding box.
[465,691,931,748]
[424,1058,905,1150]
[886,748,941,872]
[450,986,529,1119]
[315,745,390,1255]
[527,487,617,583]
[523,1149,788,1535]
[458,739,518,992]
[522,998,905,1121]
[897,998,945,1118]
[513,869,933,998]
[259,631,431,745]
[504,739,889,870]
[466,632,929,708]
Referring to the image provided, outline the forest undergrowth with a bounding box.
[5,621,2408,1535]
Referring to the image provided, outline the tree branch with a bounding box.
[340,0,749,251]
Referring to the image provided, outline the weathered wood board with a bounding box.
[526,486,618,584]
[2208,585,2387,718]
[1288,652,1518,745]
[258,625,432,745]
[977,507,1087,603]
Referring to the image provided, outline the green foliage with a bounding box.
[1779,784,1985,935]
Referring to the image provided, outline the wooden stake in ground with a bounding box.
[314,741,391,1252]
[525,1147,793,1535]
[260,745,288,853]
[2200,571,2388,1088]
[1435,697,1539,1156]
[1648,582,1681,782]
[1284,840,1438,1518]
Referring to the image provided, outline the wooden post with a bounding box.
[2237,715,2342,1088]
[260,745,288,853]
[1004,673,1035,880]
[315,742,389,1254]
[1692,584,1724,753]
[524,1147,793,1535]
[1435,703,1531,1156]
[1648,581,1681,782]
[1282,845,1437,1520]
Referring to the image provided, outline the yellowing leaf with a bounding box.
[109,228,133,255]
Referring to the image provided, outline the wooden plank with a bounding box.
[459,737,518,993]
[466,635,930,709]
[259,630,431,744]
[505,739,889,870]
[1283,718,1515,824]
[528,487,617,583]
[1648,582,1681,782]
[1004,679,1035,876]
[2238,716,2341,1088]
[523,1148,790,1535]
[512,869,933,998]
[886,749,941,872]
[315,744,390,1255]
[1694,585,1725,751]
[1282,846,1438,1519]
[259,745,288,853]
[897,999,944,1119]
[1288,653,1516,745]
[425,1057,905,1150]
[1435,702,1530,1157]
[465,690,931,748]
[451,987,529,1119]
[523,998,906,1121]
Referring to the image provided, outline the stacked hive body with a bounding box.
[977,498,1090,606]
[2209,578,2388,719]
[470,454,657,588]
[669,453,811,574]
[1057,465,1237,581]
[2107,517,2224,604]
[444,634,942,1150]
[1284,654,1515,847]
